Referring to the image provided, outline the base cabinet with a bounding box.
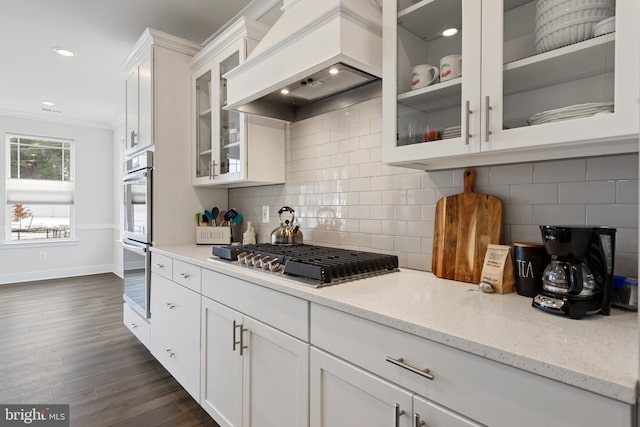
[122,302,150,349]
[201,296,309,427]
[150,273,201,401]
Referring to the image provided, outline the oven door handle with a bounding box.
[123,170,149,183]
[121,241,148,256]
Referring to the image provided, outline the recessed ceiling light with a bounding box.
[442,28,458,37]
[53,47,75,57]
[42,100,55,106]
[329,67,340,75]
[280,89,290,95]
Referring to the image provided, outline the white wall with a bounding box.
[0,114,116,284]
[112,116,124,278]
[229,97,639,278]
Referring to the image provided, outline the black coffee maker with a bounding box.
[532,225,616,319]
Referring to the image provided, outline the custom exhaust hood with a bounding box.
[224,0,382,122]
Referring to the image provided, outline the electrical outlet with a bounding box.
[39,251,47,260]
[262,205,269,223]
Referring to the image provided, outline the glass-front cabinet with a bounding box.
[382,0,639,170]
[191,18,285,187]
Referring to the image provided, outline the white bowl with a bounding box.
[536,4,614,28]
[592,16,615,36]
[536,0,615,17]
[535,16,605,52]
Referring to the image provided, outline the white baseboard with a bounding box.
[0,264,120,285]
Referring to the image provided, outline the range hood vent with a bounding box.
[225,0,382,122]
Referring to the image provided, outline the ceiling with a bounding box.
[0,0,254,128]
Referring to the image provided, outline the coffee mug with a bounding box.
[440,54,462,82]
[512,242,549,297]
[411,64,438,90]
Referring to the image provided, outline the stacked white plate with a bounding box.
[526,102,613,125]
[535,0,615,53]
[442,125,462,139]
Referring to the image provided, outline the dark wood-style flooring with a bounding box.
[0,273,218,427]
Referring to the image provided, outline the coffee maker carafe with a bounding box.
[533,225,616,319]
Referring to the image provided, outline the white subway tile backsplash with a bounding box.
[229,98,637,275]
[533,204,586,225]
[406,221,433,238]
[510,183,558,204]
[490,163,533,185]
[617,180,638,204]
[394,236,422,253]
[587,204,638,228]
[394,174,421,190]
[558,181,615,204]
[587,154,638,180]
[534,158,585,183]
[503,204,533,225]
[394,206,422,221]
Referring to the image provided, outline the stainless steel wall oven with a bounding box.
[122,150,153,319]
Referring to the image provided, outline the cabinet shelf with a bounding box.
[222,142,240,149]
[398,0,461,41]
[199,149,212,156]
[397,77,461,112]
[504,33,615,96]
[200,108,212,117]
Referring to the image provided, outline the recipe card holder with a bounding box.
[196,226,231,245]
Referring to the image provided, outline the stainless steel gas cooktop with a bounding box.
[211,244,399,287]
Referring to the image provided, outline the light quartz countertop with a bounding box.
[152,244,639,404]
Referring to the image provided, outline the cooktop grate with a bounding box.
[211,244,399,286]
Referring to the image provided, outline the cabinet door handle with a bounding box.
[414,413,426,427]
[130,130,138,146]
[394,404,405,427]
[165,302,176,310]
[464,100,471,145]
[232,320,239,351]
[239,324,248,356]
[386,356,434,380]
[484,95,492,143]
[153,263,164,269]
[178,272,190,279]
[165,349,175,358]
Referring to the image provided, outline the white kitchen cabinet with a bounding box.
[124,53,151,155]
[201,296,309,427]
[382,0,639,170]
[191,18,285,187]
[150,273,201,401]
[310,347,414,427]
[310,303,634,427]
[122,302,150,350]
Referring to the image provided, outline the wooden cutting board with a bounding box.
[431,168,503,284]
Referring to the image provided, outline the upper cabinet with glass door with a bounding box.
[382,0,639,170]
[191,18,286,187]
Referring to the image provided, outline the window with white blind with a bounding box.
[5,134,75,242]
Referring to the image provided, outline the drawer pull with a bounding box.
[165,302,176,310]
[178,272,190,279]
[165,349,175,358]
[386,356,434,380]
[130,323,138,329]
[394,404,405,427]
[414,413,426,427]
[154,263,165,269]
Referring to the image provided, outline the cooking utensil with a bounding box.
[211,207,220,225]
[224,208,238,222]
[196,213,201,225]
[204,210,213,223]
[233,213,243,224]
[218,210,227,226]
[271,206,303,245]
[431,168,502,283]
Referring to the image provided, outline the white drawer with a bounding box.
[202,269,309,341]
[151,252,173,279]
[172,259,201,293]
[151,274,201,348]
[310,304,632,427]
[123,302,150,349]
[151,331,200,402]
